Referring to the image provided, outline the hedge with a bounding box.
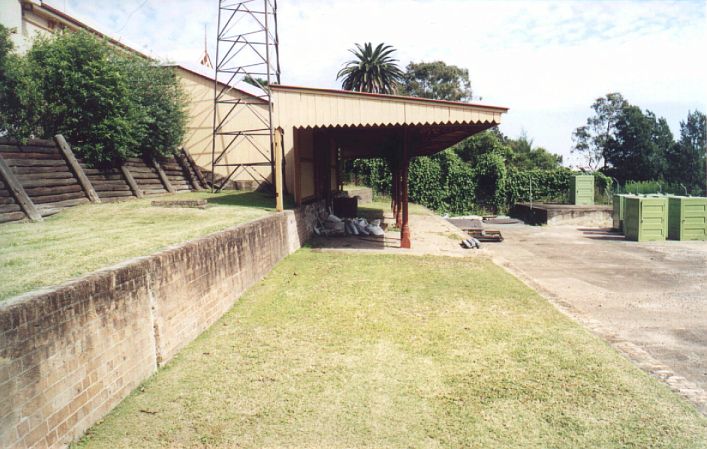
[349,154,611,215]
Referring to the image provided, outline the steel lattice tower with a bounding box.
[211,0,280,191]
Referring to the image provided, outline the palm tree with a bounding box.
[336,43,403,94]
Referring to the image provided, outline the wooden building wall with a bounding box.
[177,68,273,188]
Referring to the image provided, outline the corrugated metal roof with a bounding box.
[271,84,508,129]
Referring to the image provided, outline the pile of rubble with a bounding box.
[313,209,385,238]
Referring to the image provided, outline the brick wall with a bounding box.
[0,207,317,448]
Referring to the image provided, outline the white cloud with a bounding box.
[53,0,706,162]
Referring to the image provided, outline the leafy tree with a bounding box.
[452,129,561,171]
[603,105,671,182]
[0,24,41,139]
[398,61,472,101]
[336,42,403,94]
[572,93,627,170]
[3,30,187,164]
[453,129,510,165]
[26,31,142,163]
[243,75,268,89]
[507,131,562,170]
[122,55,187,159]
[665,110,706,194]
[0,23,11,67]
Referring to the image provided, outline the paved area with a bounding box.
[483,224,707,413]
[309,207,472,257]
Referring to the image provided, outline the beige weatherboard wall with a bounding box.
[174,66,273,187]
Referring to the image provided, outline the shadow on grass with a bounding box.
[206,192,295,210]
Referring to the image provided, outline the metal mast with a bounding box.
[211,0,280,191]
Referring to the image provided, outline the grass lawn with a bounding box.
[0,191,278,300]
[75,251,706,448]
[359,197,429,219]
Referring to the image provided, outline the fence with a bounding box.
[0,135,208,224]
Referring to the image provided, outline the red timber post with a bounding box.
[395,167,402,228]
[400,129,411,248]
[391,166,397,216]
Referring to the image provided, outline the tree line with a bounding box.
[336,42,706,209]
[573,93,705,194]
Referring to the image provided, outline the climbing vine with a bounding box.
[350,155,610,215]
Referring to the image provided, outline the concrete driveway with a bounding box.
[484,224,707,413]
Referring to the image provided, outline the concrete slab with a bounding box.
[510,202,612,226]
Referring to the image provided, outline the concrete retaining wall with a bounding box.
[344,187,373,204]
[510,203,612,227]
[0,207,317,449]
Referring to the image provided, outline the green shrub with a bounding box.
[622,180,687,195]
[352,158,391,195]
[350,151,477,215]
[408,155,446,211]
[473,151,507,212]
[506,168,573,205]
[437,150,476,214]
[26,31,140,163]
[0,29,186,165]
[0,24,41,139]
[118,55,187,160]
[349,153,616,214]
[593,171,613,203]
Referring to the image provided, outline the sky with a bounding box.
[55,0,706,167]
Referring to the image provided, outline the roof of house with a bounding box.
[165,63,269,104]
[25,0,153,59]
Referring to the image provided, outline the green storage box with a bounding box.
[570,175,594,205]
[612,194,628,230]
[668,196,707,241]
[623,196,668,241]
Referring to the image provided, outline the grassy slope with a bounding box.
[0,192,275,300]
[76,251,706,449]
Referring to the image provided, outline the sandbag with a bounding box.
[367,224,384,236]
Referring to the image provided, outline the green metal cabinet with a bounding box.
[569,175,594,205]
[668,196,707,241]
[612,194,629,231]
[623,196,668,241]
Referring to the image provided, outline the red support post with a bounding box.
[391,167,397,215]
[395,167,402,229]
[400,131,411,248]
